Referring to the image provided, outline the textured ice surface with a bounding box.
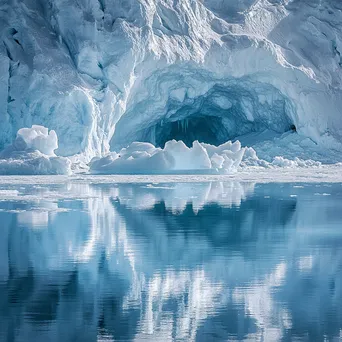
[0,126,71,175]
[238,130,342,164]
[1,0,342,163]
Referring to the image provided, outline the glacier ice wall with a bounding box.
[1,0,342,159]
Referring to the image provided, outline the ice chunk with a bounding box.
[0,126,71,175]
[16,125,58,156]
[89,149,173,174]
[119,142,157,156]
[0,151,71,175]
[90,139,247,174]
[210,153,225,169]
[163,140,212,170]
[271,157,321,168]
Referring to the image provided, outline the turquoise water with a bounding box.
[0,181,341,341]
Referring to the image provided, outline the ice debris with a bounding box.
[90,138,323,175]
[89,140,245,174]
[0,126,71,175]
[0,126,324,176]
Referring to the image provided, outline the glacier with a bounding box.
[1,0,342,174]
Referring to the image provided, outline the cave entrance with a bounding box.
[150,115,227,147]
[110,79,297,150]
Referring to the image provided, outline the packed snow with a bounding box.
[0,126,71,175]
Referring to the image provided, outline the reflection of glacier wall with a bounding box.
[1,0,342,158]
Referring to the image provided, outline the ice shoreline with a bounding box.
[0,164,341,185]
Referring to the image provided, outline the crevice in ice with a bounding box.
[4,44,13,61]
[13,38,22,48]
[6,60,12,105]
[98,0,105,13]
[332,40,342,67]
[59,35,78,68]
[203,0,257,24]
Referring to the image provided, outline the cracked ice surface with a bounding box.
[0,0,342,166]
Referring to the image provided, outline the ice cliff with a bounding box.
[1,0,342,165]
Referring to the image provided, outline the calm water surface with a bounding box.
[0,181,341,342]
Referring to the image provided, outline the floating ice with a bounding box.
[89,140,246,174]
[0,126,71,175]
[90,136,326,175]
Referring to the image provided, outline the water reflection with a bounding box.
[0,181,341,341]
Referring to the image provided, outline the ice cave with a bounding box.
[111,77,296,149]
[0,0,342,174]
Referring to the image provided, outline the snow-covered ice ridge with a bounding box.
[1,0,342,174]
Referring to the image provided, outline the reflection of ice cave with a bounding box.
[111,78,296,149]
[1,182,342,341]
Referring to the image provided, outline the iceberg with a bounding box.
[89,139,245,174]
[90,136,325,174]
[0,125,71,175]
